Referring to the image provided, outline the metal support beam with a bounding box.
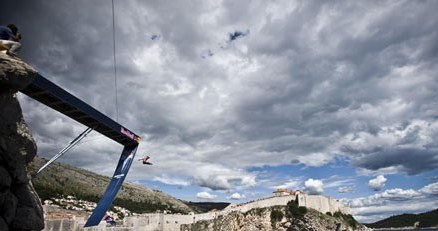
[21,74,141,145]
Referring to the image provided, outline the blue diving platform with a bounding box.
[20,73,141,227]
[21,74,141,146]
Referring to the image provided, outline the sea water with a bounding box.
[376,229,438,231]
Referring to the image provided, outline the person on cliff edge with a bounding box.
[0,24,22,57]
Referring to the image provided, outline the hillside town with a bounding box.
[43,196,132,221]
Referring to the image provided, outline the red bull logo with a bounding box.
[120,127,139,141]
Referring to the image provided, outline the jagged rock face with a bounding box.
[182,206,372,231]
[0,53,44,230]
[0,54,37,95]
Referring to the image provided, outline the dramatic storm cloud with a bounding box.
[2,0,438,222]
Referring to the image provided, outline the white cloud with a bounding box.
[351,201,437,224]
[297,152,334,167]
[153,175,190,186]
[368,175,387,191]
[348,187,423,208]
[271,179,301,190]
[324,175,355,189]
[419,182,438,195]
[356,166,404,177]
[192,165,257,190]
[196,191,217,200]
[346,183,438,223]
[338,186,355,193]
[304,178,324,195]
[228,192,246,200]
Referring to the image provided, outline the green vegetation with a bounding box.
[366,209,438,228]
[28,156,193,214]
[244,207,264,217]
[333,211,358,229]
[112,198,180,214]
[286,200,307,218]
[270,209,284,223]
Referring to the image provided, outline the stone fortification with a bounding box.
[42,196,297,231]
[223,195,296,213]
[0,53,44,230]
[182,206,370,231]
[223,194,350,216]
[41,194,351,230]
[297,194,351,215]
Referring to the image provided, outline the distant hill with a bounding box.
[185,202,230,213]
[28,156,194,214]
[365,209,438,228]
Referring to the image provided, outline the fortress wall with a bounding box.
[297,194,350,215]
[44,213,197,231]
[123,213,218,231]
[329,199,351,214]
[44,216,107,231]
[124,214,161,230]
[44,219,79,231]
[224,195,296,213]
[127,196,297,230]
[42,194,350,231]
[297,194,328,213]
[162,214,194,231]
[193,212,219,221]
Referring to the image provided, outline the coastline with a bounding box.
[372,227,438,231]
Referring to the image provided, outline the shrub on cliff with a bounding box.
[287,200,307,218]
[270,209,284,223]
[334,211,358,228]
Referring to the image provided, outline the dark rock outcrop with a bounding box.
[0,54,36,95]
[0,53,44,230]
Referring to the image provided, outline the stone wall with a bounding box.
[296,194,351,215]
[182,205,370,231]
[223,195,296,213]
[41,193,350,231]
[42,196,296,230]
[0,53,44,230]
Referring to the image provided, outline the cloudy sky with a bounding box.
[2,0,438,223]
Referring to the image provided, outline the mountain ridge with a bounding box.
[365,209,438,228]
[28,156,195,214]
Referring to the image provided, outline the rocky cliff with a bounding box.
[0,53,44,230]
[182,205,371,231]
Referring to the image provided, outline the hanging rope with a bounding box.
[112,0,119,122]
[32,127,95,177]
